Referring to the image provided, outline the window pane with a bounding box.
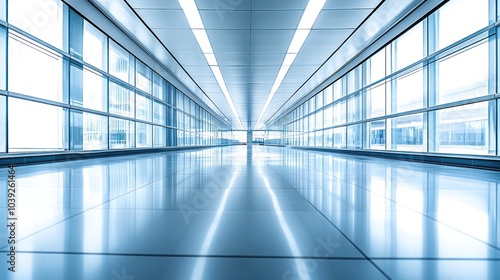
[9,33,64,102]
[109,82,134,118]
[333,100,346,125]
[324,105,333,128]
[70,111,107,150]
[367,48,386,84]
[366,120,386,150]
[109,118,135,149]
[393,22,424,72]
[153,126,166,147]
[435,41,489,105]
[136,60,152,94]
[346,66,362,94]
[324,85,333,105]
[332,127,346,148]
[0,27,4,90]
[153,72,166,101]
[432,102,491,155]
[393,69,424,113]
[177,130,184,146]
[70,65,107,112]
[347,93,362,123]
[153,101,166,125]
[391,113,425,152]
[333,79,343,101]
[366,82,386,119]
[323,128,333,147]
[136,122,152,148]
[9,98,67,152]
[109,40,134,84]
[347,124,362,149]
[437,0,489,50]
[8,0,64,48]
[83,21,107,70]
[136,94,152,122]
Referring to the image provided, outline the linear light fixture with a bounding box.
[255,0,326,129]
[178,0,243,128]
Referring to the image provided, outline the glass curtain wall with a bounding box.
[271,0,498,157]
[0,0,228,153]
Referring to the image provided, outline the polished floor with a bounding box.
[0,145,499,279]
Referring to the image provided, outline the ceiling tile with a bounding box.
[251,11,302,30]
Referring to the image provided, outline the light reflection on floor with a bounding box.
[0,145,499,279]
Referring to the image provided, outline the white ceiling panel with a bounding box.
[251,11,303,29]
[200,10,251,29]
[252,0,308,10]
[125,0,181,9]
[207,29,252,53]
[251,30,294,53]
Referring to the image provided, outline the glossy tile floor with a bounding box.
[1,145,500,279]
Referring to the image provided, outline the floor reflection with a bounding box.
[0,146,499,279]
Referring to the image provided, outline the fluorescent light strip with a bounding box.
[255,0,326,129]
[179,0,243,128]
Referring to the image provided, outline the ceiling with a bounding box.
[92,0,420,129]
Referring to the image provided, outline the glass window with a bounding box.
[136,60,152,94]
[177,111,184,129]
[83,21,107,70]
[332,127,346,149]
[366,82,385,119]
[324,85,333,105]
[435,41,489,105]
[136,93,152,122]
[9,33,64,102]
[333,100,346,125]
[153,72,166,101]
[367,48,386,84]
[166,84,175,106]
[109,82,134,118]
[177,129,184,146]
[8,0,64,49]
[153,101,166,125]
[366,121,386,150]
[436,0,489,50]
[0,27,4,90]
[316,91,323,109]
[393,22,424,72]
[347,124,362,149]
[432,102,491,155]
[70,65,107,112]
[153,125,166,147]
[333,79,343,101]
[324,105,333,128]
[347,93,362,123]
[9,98,67,152]
[390,113,425,152]
[109,117,135,149]
[393,68,424,113]
[323,128,333,147]
[346,66,362,94]
[136,122,152,148]
[109,40,134,85]
[70,111,107,150]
